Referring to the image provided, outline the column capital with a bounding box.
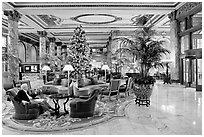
[48,37,56,43]
[56,42,62,46]
[37,31,47,37]
[4,10,22,22]
[168,11,177,21]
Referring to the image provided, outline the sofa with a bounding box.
[69,88,99,118]
[41,75,107,98]
[6,88,40,120]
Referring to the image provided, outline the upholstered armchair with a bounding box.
[69,89,99,118]
[6,88,40,120]
[100,79,121,101]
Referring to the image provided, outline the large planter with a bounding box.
[132,83,154,107]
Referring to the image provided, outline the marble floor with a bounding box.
[2,80,202,135]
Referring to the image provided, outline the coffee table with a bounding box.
[49,93,72,117]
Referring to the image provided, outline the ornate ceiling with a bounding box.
[2,2,185,49]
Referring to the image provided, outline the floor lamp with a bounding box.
[42,65,51,84]
[63,64,74,94]
[101,64,110,83]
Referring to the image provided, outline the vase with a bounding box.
[132,83,154,107]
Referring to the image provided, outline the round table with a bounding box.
[49,93,72,117]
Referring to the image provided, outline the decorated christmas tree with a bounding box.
[66,25,91,80]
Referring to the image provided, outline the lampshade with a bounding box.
[42,65,51,71]
[63,64,74,71]
[101,65,110,70]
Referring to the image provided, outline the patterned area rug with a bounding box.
[2,95,134,133]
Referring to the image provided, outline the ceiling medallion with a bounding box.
[71,14,122,24]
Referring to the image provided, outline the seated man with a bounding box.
[14,84,55,115]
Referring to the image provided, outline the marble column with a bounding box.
[56,42,62,71]
[37,31,47,68]
[4,10,21,82]
[62,45,67,64]
[48,37,56,58]
[168,11,180,83]
[48,37,56,71]
[107,35,112,70]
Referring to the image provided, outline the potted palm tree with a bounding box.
[113,16,170,106]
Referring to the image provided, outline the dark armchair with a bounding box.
[6,88,40,120]
[69,89,99,118]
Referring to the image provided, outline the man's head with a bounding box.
[21,84,28,91]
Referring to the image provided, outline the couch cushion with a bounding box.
[79,78,91,87]
[61,79,68,87]
[84,78,91,86]
[41,85,58,95]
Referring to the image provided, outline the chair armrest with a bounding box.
[45,81,54,85]
[70,101,77,109]
[119,85,126,89]
[26,102,39,109]
[79,95,89,99]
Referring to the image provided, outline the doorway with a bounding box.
[182,57,202,91]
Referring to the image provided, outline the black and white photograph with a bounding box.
[2,1,202,135]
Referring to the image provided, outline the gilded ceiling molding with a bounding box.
[37,15,63,26]
[176,2,201,18]
[4,10,21,22]
[9,2,181,8]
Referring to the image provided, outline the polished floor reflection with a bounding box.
[2,80,202,135]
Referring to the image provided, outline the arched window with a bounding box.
[18,41,26,62]
[31,46,37,62]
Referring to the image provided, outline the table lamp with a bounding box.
[101,64,110,83]
[63,64,74,94]
[42,65,51,84]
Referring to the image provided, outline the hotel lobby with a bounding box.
[2,2,202,135]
